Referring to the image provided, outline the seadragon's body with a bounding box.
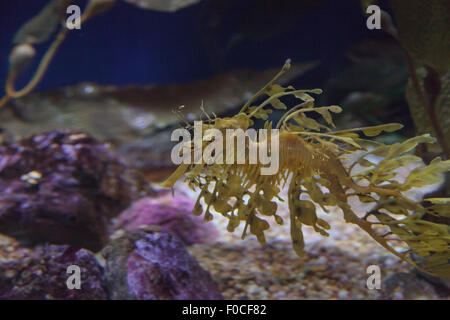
[162,60,450,279]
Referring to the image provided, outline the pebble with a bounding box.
[393,292,404,299]
[338,290,349,299]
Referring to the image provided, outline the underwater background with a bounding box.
[1,0,377,88]
[0,0,448,300]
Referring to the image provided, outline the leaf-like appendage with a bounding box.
[391,0,450,75]
[13,0,73,44]
[161,62,450,279]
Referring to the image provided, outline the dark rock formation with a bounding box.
[0,130,154,251]
[102,228,223,300]
[377,272,440,300]
[0,236,107,300]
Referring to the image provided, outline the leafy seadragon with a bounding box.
[162,60,450,279]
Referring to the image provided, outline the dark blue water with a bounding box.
[0,0,379,91]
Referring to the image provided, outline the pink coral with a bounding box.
[116,194,218,246]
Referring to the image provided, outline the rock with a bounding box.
[414,271,450,298]
[0,236,107,299]
[115,194,218,246]
[377,272,440,300]
[0,130,154,251]
[412,254,450,298]
[102,228,223,300]
[338,290,349,299]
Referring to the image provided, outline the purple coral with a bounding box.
[0,239,108,300]
[102,229,223,300]
[116,193,218,246]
